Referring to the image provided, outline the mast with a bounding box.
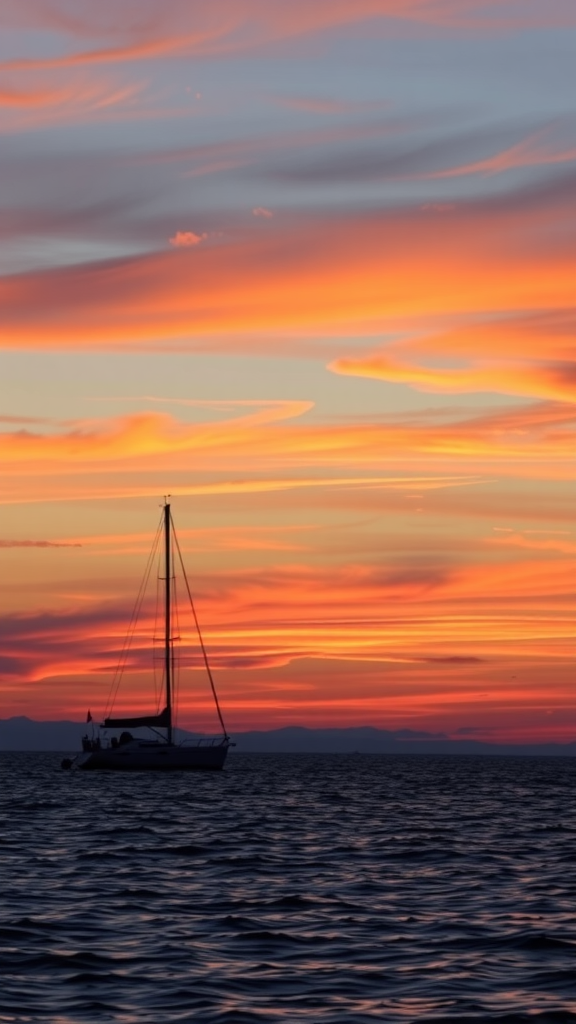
[164,500,173,744]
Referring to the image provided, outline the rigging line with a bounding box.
[105,531,159,720]
[171,514,229,739]
[172,560,181,731]
[107,518,162,713]
[153,554,162,713]
[104,513,164,721]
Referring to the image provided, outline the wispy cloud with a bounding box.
[0,74,148,133]
[2,1,574,79]
[330,354,576,403]
[0,539,82,548]
[487,532,576,555]
[0,400,574,512]
[423,129,576,181]
[267,120,576,186]
[1,548,574,738]
[330,309,576,404]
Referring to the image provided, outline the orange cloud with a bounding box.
[1,199,574,352]
[0,400,566,471]
[330,308,576,404]
[331,353,576,403]
[405,311,575,363]
[0,399,574,512]
[5,557,574,673]
[2,548,574,739]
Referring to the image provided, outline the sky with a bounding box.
[0,0,575,743]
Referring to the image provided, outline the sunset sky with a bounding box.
[1,0,574,743]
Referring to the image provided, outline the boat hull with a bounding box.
[77,739,230,771]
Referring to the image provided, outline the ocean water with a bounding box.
[0,753,575,1024]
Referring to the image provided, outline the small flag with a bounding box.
[86,710,92,723]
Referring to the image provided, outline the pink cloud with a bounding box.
[0,75,149,134]
[2,1,574,77]
[168,230,207,247]
[422,129,576,181]
[252,207,273,218]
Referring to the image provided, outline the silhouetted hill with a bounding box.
[230,725,576,756]
[1,717,575,756]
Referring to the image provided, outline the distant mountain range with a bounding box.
[1,717,575,757]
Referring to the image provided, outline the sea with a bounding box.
[0,752,574,1024]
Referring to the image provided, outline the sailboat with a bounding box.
[70,501,232,771]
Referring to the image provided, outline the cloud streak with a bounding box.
[2,0,574,79]
[270,121,576,186]
[331,354,576,403]
[0,74,148,134]
[1,548,574,738]
[0,400,574,514]
[0,539,82,548]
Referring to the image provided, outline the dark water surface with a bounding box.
[1,752,575,1023]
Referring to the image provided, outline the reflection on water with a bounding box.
[1,752,575,1022]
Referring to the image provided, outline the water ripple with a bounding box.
[0,752,575,1023]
